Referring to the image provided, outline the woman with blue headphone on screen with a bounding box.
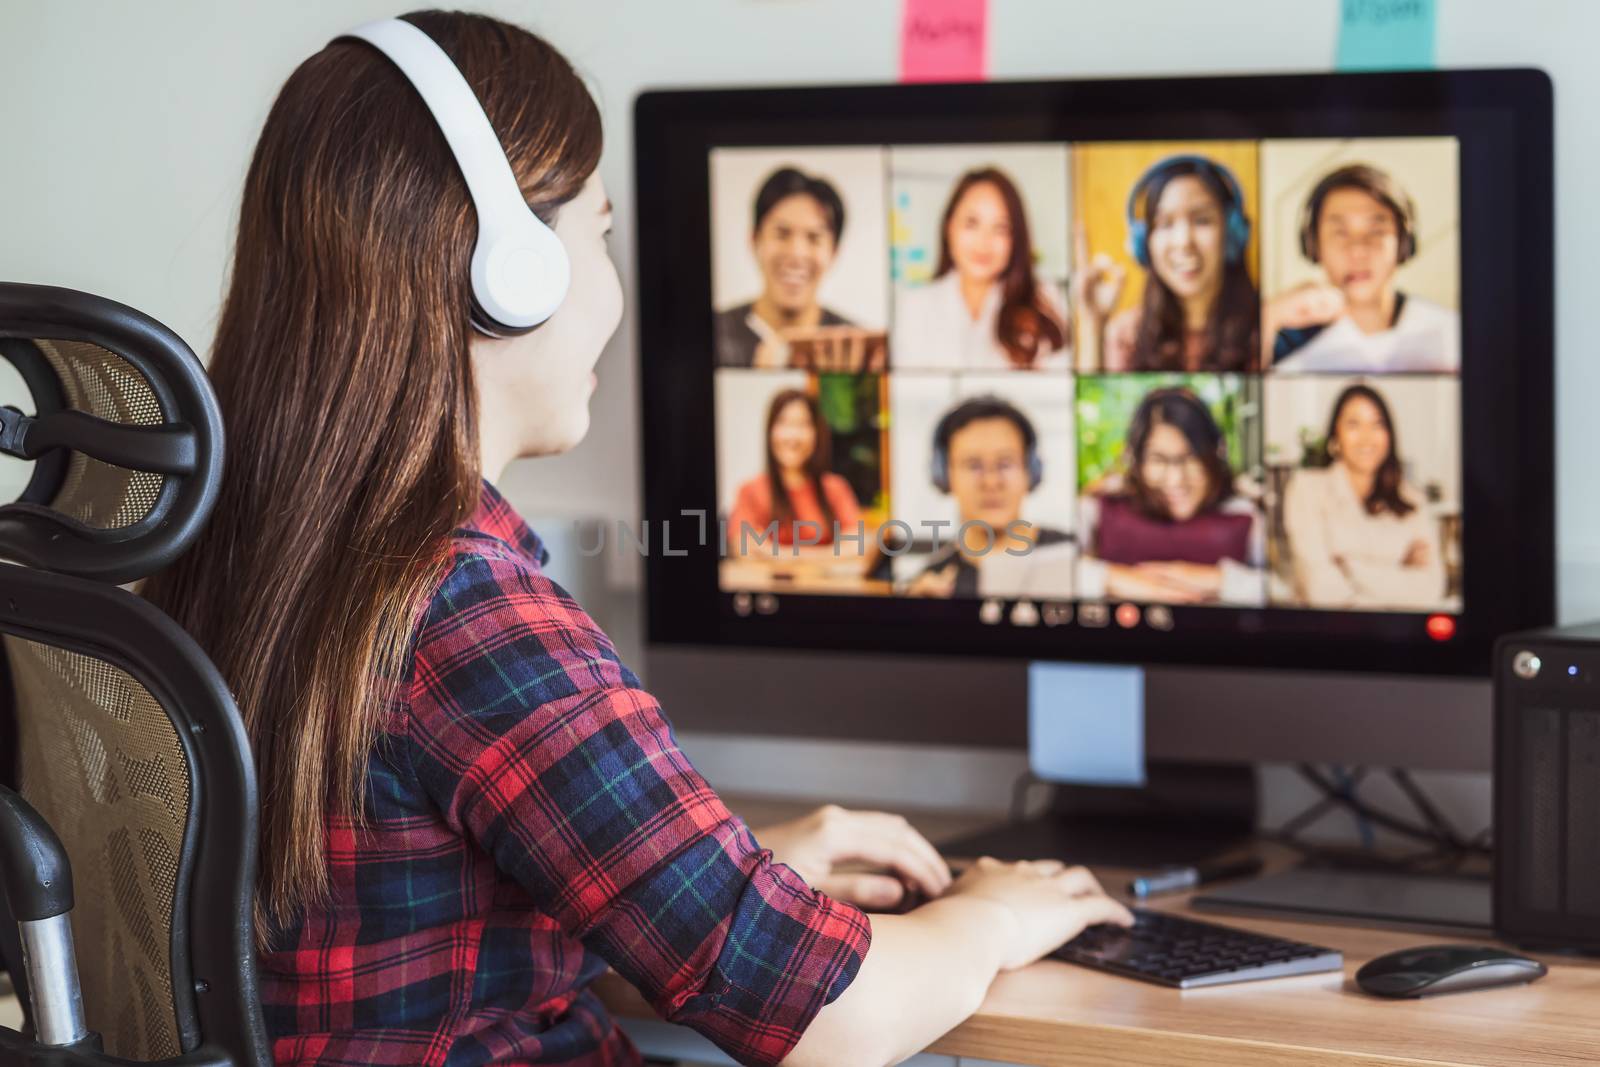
[142,11,1128,1067]
[1075,155,1261,372]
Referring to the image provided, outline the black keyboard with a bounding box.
[1053,908,1343,989]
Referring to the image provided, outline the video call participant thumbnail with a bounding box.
[893,168,1069,371]
[1078,387,1265,605]
[907,396,1074,599]
[1281,383,1447,609]
[715,167,883,372]
[1078,155,1260,373]
[727,387,862,552]
[1266,164,1459,373]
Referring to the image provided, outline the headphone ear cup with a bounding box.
[1225,209,1252,265]
[1027,450,1043,491]
[470,217,571,334]
[1398,228,1417,265]
[1126,221,1150,270]
[930,447,950,494]
[469,295,530,338]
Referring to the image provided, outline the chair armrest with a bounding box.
[0,788,72,923]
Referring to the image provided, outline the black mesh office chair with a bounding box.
[0,283,268,1066]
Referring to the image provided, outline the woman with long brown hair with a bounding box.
[1281,383,1446,609]
[143,11,1128,1066]
[727,387,859,551]
[1076,387,1266,606]
[893,167,1069,370]
[1077,155,1260,372]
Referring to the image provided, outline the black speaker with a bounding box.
[1494,624,1600,951]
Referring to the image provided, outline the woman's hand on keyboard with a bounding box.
[754,804,953,910]
[942,857,1135,971]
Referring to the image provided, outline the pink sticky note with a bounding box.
[900,0,987,84]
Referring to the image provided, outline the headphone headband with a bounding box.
[930,397,1043,493]
[1124,154,1251,269]
[342,19,570,333]
[1298,164,1419,266]
[1125,154,1245,222]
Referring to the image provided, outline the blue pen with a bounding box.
[1129,857,1263,900]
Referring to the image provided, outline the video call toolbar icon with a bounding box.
[732,593,753,617]
[1146,604,1175,632]
[754,594,779,616]
[1011,601,1040,627]
[1115,603,1141,629]
[1041,602,1073,627]
[1079,602,1110,628]
[979,599,1005,625]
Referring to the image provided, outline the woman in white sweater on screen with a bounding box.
[893,167,1070,371]
[1282,383,1447,610]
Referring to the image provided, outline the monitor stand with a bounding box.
[936,662,1255,868]
[937,761,1258,868]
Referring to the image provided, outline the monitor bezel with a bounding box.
[633,68,1554,678]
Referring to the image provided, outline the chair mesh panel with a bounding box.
[33,339,165,530]
[6,636,189,1060]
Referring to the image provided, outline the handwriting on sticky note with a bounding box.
[900,0,987,84]
[1337,0,1436,71]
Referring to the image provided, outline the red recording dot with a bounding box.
[1426,614,1457,642]
[1115,603,1141,629]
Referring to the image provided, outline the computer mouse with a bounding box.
[1355,944,1547,998]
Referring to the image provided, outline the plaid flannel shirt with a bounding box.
[260,482,870,1066]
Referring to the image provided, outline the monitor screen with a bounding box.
[635,71,1553,675]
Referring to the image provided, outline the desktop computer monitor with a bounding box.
[632,69,1554,776]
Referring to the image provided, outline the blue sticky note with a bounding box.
[1028,662,1145,787]
[1337,0,1436,71]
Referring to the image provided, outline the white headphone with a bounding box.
[342,18,571,336]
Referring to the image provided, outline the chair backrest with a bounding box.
[0,284,267,1066]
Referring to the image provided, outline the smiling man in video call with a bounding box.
[715,166,882,372]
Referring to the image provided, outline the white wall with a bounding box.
[1,0,1592,835]
[2,0,1591,609]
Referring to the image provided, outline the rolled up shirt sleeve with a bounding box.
[405,546,870,1065]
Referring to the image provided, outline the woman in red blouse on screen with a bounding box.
[728,388,861,552]
[142,10,1127,1067]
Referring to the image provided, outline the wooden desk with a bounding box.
[596,797,1600,1067]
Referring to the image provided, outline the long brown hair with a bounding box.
[1322,383,1415,517]
[935,168,1066,368]
[763,389,836,531]
[1130,161,1259,371]
[141,11,601,931]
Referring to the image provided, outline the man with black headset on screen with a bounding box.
[906,395,1076,602]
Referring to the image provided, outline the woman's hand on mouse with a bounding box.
[755,805,952,910]
[940,857,1134,972]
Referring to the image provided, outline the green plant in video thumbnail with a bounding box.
[1075,374,1257,491]
[818,372,888,512]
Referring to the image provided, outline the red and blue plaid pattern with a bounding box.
[259,483,870,1066]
